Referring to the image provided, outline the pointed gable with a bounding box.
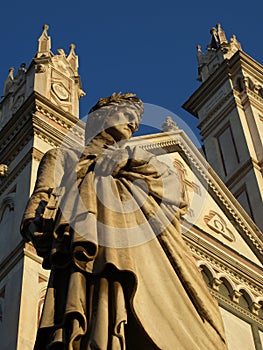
[129,128,263,268]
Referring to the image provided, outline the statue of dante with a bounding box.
[21,93,227,350]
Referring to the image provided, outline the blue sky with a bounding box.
[1,0,263,141]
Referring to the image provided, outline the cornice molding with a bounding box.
[236,51,263,81]
[212,291,263,327]
[225,158,261,189]
[0,149,31,195]
[0,147,43,195]
[183,50,263,118]
[33,91,81,125]
[0,92,85,165]
[32,112,84,149]
[182,60,231,116]
[184,230,263,295]
[198,94,236,137]
[24,242,43,265]
[34,102,84,140]
[185,223,263,274]
[240,89,263,113]
[0,111,34,165]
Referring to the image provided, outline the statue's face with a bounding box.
[104,105,140,141]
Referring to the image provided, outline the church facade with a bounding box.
[0,24,262,350]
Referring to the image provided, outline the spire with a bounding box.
[216,23,228,45]
[208,27,219,50]
[67,43,78,74]
[36,24,51,58]
[3,67,14,96]
[196,24,242,82]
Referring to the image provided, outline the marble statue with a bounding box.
[21,93,227,349]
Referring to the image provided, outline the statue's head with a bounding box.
[85,92,144,143]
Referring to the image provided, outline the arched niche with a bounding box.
[199,264,214,287]
[218,277,233,299]
[0,194,15,223]
[258,300,263,319]
[238,289,253,312]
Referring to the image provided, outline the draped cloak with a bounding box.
[21,140,228,350]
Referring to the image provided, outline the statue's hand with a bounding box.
[95,147,129,177]
[25,218,53,258]
[22,218,42,240]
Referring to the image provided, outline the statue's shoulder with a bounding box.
[42,147,80,166]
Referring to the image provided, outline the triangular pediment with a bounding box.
[130,130,263,268]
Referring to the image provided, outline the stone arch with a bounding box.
[0,194,15,223]
[238,287,254,311]
[257,299,263,319]
[217,276,234,299]
[258,87,263,98]
[199,263,215,287]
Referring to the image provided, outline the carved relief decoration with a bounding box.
[0,195,15,223]
[51,83,70,101]
[204,210,235,242]
[173,159,201,218]
[204,210,236,242]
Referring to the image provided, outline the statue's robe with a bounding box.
[21,140,228,350]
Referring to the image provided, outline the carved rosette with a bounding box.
[51,83,70,101]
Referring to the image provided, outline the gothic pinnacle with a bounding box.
[216,23,228,44]
[37,24,51,57]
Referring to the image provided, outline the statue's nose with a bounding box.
[128,121,137,131]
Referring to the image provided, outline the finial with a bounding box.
[36,24,51,57]
[216,23,228,44]
[230,34,242,51]
[208,26,219,50]
[162,116,179,132]
[68,43,76,57]
[67,43,78,73]
[43,24,49,32]
[69,43,76,51]
[57,48,66,56]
